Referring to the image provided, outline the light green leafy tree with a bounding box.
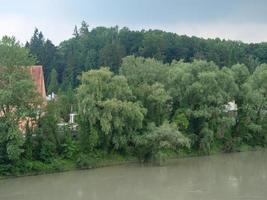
[77,68,146,152]
[120,56,169,86]
[0,36,39,164]
[120,56,171,125]
[241,64,267,145]
[134,83,171,125]
[167,60,238,153]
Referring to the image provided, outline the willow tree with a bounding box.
[167,60,238,153]
[241,64,267,146]
[134,83,171,126]
[0,36,39,164]
[77,68,146,152]
[120,56,171,125]
[120,56,168,86]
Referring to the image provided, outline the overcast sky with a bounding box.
[0,0,267,44]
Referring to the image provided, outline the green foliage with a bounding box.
[16,159,75,174]
[25,23,267,91]
[120,56,168,86]
[133,122,190,163]
[0,36,39,165]
[100,43,125,72]
[61,136,78,159]
[239,64,267,146]
[34,102,60,162]
[120,56,171,125]
[26,28,57,85]
[2,28,267,176]
[76,153,98,169]
[0,36,36,67]
[77,68,146,152]
[134,83,171,125]
[166,60,238,153]
[38,140,57,163]
[0,116,25,162]
[47,68,58,94]
[199,123,214,154]
[173,112,189,131]
[56,88,77,122]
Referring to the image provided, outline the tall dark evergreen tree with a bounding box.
[47,68,58,94]
[26,28,58,87]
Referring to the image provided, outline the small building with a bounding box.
[224,101,238,112]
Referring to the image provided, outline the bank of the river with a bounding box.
[0,153,137,179]
[1,144,263,180]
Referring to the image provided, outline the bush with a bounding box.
[17,159,75,175]
[38,140,57,163]
[133,122,190,163]
[76,153,98,169]
[61,137,78,159]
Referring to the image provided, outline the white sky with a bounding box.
[0,0,267,45]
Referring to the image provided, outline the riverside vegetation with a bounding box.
[0,22,267,176]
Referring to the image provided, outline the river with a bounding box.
[0,150,267,200]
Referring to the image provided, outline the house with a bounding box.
[1,65,78,133]
[29,66,78,134]
[18,66,47,131]
[28,65,47,99]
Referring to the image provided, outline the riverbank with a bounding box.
[0,153,137,179]
[1,144,263,180]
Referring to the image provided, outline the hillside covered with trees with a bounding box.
[0,22,267,176]
[26,22,267,92]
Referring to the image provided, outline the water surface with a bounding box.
[0,151,267,200]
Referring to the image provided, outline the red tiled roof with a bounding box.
[28,65,46,99]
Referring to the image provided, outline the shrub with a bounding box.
[76,153,98,169]
[133,122,190,163]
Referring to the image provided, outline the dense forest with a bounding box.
[26,21,267,92]
[0,22,267,176]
